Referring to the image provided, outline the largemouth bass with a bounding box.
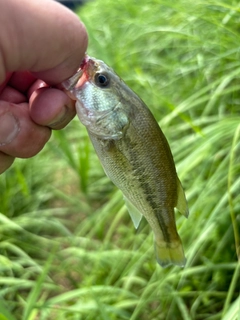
[62,55,189,267]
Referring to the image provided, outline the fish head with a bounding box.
[63,56,134,139]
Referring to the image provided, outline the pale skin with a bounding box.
[0,0,88,173]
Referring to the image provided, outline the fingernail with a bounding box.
[47,106,68,128]
[0,112,20,146]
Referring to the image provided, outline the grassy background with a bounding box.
[0,0,240,319]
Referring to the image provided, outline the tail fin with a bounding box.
[155,240,186,268]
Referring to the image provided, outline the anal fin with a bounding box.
[176,178,189,218]
[123,195,143,229]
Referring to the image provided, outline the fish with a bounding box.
[62,55,189,267]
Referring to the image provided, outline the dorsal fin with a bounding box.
[176,178,189,218]
[123,195,143,229]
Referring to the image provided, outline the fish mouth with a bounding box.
[61,55,99,93]
[61,68,84,92]
[76,55,101,87]
[60,56,87,92]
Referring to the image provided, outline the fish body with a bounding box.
[63,56,188,267]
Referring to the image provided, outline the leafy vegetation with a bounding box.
[0,0,239,319]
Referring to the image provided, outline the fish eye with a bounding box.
[95,73,110,87]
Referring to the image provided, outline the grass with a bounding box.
[0,0,240,319]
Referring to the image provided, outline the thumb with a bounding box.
[0,0,88,85]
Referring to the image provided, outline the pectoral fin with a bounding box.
[176,178,189,218]
[123,196,143,229]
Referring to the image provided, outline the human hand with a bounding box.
[0,0,88,174]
